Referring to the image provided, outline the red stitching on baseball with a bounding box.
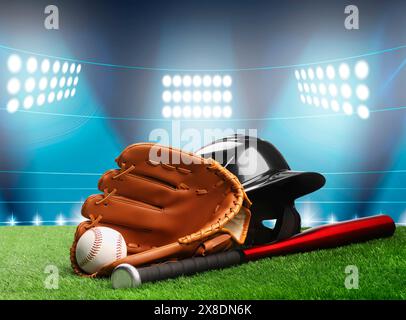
[116,234,123,260]
[79,228,103,267]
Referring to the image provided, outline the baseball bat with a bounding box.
[111,215,395,288]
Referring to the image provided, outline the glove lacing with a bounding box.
[95,188,117,205]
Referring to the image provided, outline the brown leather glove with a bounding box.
[70,143,251,277]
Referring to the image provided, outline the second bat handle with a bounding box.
[137,250,244,285]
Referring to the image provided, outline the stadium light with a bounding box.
[294,70,300,80]
[53,60,61,73]
[62,62,69,73]
[203,105,212,118]
[326,65,335,79]
[212,90,221,103]
[162,105,171,118]
[342,102,353,115]
[25,77,36,93]
[355,60,369,79]
[8,214,17,226]
[212,75,222,87]
[193,105,202,118]
[212,105,222,118]
[203,90,212,103]
[295,60,370,119]
[321,98,329,109]
[162,91,171,103]
[182,105,192,118]
[56,214,65,226]
[7,78,21,95]
[307,68,315,80]
[23,96,34,109]
[182,75,192,87]
[67,77,73,87]
[59,76,66,88]
[328,84,338,97]
[202,75,212,87]
[356,84,369,101]
[357,105,370,119]
[316,67,324,80]
[223,91,232,103]
[222,75,232,87]
[222,105,232,118]
[162,74,233,118]
[39,77,48,91]
[331,100,340,112]
[174,90,183,103]
[193,75,202,87]
[37,94,46,106]
[318,83,327,95]
[300,69,307,80]
[50,77,58,89]
[303,83,310,93]
[340,83,352,99]
[33,214,42,226]
[5,54,81,113]
[41,59,50,73]
[26,57,38,73]
[7,99,19,113]
[173,75,182,87]
[310,83,317,94]
[8,54,22,73]
[338,63,350,80]
[172,106,182,118]
[48,92,55,103]
[64,89,70,98]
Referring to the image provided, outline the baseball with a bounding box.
[75,227,127,274]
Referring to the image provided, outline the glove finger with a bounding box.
[98,170,182,208]
[94,222,165,251]
[116,143,216,189]
[82,194,183,241]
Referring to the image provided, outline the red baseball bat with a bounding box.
[111,215,396,288]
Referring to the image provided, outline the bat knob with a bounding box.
[111,263,141,289]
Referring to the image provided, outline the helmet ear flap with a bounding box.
[244,203,301,245]
[273,205,301,241]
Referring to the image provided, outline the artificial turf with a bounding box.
[0,226,405,300]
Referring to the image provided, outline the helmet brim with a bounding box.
[244,170,325,200]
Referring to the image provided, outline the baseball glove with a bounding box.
[70,143,251,277]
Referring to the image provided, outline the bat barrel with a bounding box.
[243,215,396,260]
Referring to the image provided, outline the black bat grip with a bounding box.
[137,250,244,284]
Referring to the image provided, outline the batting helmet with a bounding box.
[195,135,325,244]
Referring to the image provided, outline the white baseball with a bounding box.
[75,227,127,274]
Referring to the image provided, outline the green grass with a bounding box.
[0,226,405,300]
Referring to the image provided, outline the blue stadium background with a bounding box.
[0,0,404,227]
